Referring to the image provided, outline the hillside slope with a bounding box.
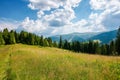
[90,30,117,43]
[51,32,100,42]
[51,30,117,43]
[0,44,120,80]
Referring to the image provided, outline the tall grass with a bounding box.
[0,44,120,80]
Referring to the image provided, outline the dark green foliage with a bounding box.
[60,27,120,56]
[105,44,110,55]
[40,35,44,46]
[19,31,28,44]
[59,36,62,48]
[94,41,100,54]
[28,33,35,45]
[3,28,9,44]
[100,45,106,55]
[14,31,20,43]
[9,30,16,44]
[1,27,120,56]
[34,35,40,45]
[63,40,69,50]
[53,41,58,47]
[47,37,53,47]
[0,28,54,47]
[88,40,94,53]
[116,27,120,55]
[0,32,5,45]
[109,41,116,55]
[44,38,49,47]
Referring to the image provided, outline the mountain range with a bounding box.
[50,30,117,43]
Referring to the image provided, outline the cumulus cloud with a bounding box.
[27,0,81,27]
[89,0,120,30]
[2,0,120,36]
[42,8,75,27]
[19,0,84,36]
[0,18,21,31]
[21,17,47,32]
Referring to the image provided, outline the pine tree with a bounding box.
[53,41,58,47]
[109,41,116,55]
[76,41,80,52]
[44,39,49,47]
[0,32,5,45]
[83,42,89,53]
[88,40,94,53]
[28,33,35,45]
[19,31,28,44]
[3,28,9,44]
[116,27,120,55]
[63,40,69,50]
[101,44,107,55]
[105,44,110,55]
[59,36,62,48]
[9,30,16,44]
[40,35,44,46]
[34,35,40,45]
[14,31,20,43]
[94,41,100,54]
[47,37,53,47]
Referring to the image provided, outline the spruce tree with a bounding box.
[0,32,5,45]
[47,37,53,47]
[34,35,40,45]
[19,31,28,44]
[9,30,16,44]
[116,27,120,55]
[88,40,94,53]
[94,41,100,54]
[109,41,116,55]
[3,28,9,44]
[101,44,107,55]
[14,31,20,43]
[40,35,44,46]
[53,41,58,47]
[63,40,69,50]
[59,36,62,48]
[28,33,35,45]
[44,39,49,47]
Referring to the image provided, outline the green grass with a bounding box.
[0,44,120,80]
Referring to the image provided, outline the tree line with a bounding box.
[59,27,120,56]
[0,28,58,47]
[0,27,120,56]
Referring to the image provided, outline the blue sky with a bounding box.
[0,0,120,36]
[0,0,37,20]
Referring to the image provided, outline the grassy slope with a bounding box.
[0,44,120,80]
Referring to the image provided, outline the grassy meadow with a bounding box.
[0,44,120,80]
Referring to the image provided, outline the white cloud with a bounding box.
[28,0,81,11]
[0,18,21,31]
[90,0,120,11]
[42,8,75,27]
[21,17,47,33]
[27,0,81,27]
[28,0,61,10]
[2,0,120,36]
[19,0,83,36]
[26,0,120,36]
[89,0,120,30]
[90,0,107,10]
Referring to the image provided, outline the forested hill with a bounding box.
[51,30,117,43]
[0,28,120,56]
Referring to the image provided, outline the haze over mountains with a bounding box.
[51,30,117,43]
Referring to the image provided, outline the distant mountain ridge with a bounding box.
[50,30,117,43]
[89,30,117,43]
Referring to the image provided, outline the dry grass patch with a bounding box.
[0,44,120,80]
